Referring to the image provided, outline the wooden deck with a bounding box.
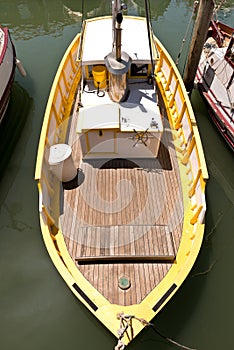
[74,224,175,263]
[59,82,183,306]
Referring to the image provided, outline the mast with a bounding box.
[183,0,214,95]
[144,0,155,79]
[105,1,131,102]
[116,12,123,61]
[112,0,127,60]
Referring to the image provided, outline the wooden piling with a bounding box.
[183,0,214,94]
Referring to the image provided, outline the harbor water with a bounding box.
[0,1,234,349]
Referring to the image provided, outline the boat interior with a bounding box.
[58,54,184,305]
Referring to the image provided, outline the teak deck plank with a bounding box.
[59,84,183,305]
[75,225,175,262]
[60,148,182,304]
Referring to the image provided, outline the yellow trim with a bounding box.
[189,168,202,198]
[85,132,90,153]
[175,100,186,129]
[154,34,208,180]
[190,206,203,225]
[35,33,81,180]
[181,135,196,165]
[165,68,173,90]
[169,79,179,108]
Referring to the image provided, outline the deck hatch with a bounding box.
[72,283,98,311]
[152,283,177,312]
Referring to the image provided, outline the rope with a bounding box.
[148,323,197,350]
[144,0,155,82]
[114,314,197,350]
[135,317,197,350]
[176,1,199,67]
[81,0,85,23]
[114,313,135,350]
[213,0,226,19]
[114,340,125,350]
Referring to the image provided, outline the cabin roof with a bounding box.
[77,102,163,133]
[81,17,153,65]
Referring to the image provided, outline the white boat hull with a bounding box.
[196,20,234,151]
[0,27,16,123]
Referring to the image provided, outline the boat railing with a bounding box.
[154,36,208,227]
[35,33,82,226]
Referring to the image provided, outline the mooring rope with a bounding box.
[144,0,156,83]
[114,313,133,350]
[114,314,197,350]
[147,322,197,350]
[213,0,227,19]
[176,1,199,67]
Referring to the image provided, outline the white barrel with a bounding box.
[48,144,77,182]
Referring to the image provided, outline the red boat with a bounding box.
[0,26,16,123]
[196,20,234,151]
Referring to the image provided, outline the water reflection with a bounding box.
[0,0,178,39]
[0,82,33,180]
[0,82,33,202]
[4,0,232,43]
[0,0,80,39]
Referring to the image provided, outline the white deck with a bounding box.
[81,17,153,64]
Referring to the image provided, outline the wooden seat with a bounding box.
[75,224,176,263]
[76,254,175,263]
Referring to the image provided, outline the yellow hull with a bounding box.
[35,16,208,345]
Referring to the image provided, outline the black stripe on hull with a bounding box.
[152,283,177,312]
[72,283,98,311]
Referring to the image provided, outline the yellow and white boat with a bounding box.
[35,1,208,347]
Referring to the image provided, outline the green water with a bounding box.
[0,1,233,349]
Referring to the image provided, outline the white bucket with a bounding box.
[48,144,77,182]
